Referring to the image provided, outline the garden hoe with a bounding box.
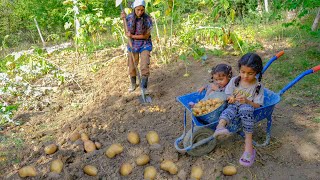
[116,0,152,104]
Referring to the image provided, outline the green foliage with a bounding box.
[257,23,320,103]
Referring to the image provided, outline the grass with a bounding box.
[0,134,25,173]
[313,117,320,123]
[251,20,320,104]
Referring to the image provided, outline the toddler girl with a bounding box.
[198,63,233,97]
[189,64,232,107]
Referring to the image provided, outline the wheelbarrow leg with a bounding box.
[253,115,272,147]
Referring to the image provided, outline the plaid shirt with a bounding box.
[126,13,153,53]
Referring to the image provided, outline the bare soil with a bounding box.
[1,46,319,180]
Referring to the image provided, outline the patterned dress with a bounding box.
[126,13,153,53]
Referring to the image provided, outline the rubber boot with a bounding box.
[141,76,148,94]
[128,76,137,92]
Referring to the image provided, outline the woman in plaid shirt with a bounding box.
[121,0,153,93]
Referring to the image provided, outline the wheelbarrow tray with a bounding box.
[176,88,281,128]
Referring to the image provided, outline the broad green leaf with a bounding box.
[153,0,161,6]
[64,22,72,30]
[150,10,160,18]
[230,9,235,22]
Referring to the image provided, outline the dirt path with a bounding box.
[1,47,319,179]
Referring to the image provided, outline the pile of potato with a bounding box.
[17,129,222,179]
[192,98,224,116]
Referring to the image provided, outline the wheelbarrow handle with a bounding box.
[312,65,320,72]
[276,50,285,58]
[262,50,285,74]
[279,64,320,96]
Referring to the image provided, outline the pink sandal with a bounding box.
[213,127,230,137]
[239,150,256,167]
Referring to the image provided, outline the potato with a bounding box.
[146,131,160,145]
[95,142,102,149]
[191,166,203,180]
[105,143,123,158]
[44,144,58,155]
[50,159,63,173]
[83,165,98,176]
[222,165,237,176]
[18,166,37,177]
[144,166,157,180]
[84,140,96,153]
[127,131,140,144]
[69,132,81,142]
[120,163,133,176]
[160,160,178,175]
[136,154,150,166]
[81,133,89,141]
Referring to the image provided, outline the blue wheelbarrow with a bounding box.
[174,54,319,156]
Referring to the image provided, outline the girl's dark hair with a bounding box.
[210,63,233,81]
[128,10,149,35]
[234,53,263,95]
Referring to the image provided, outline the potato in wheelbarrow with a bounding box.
[192,92,227,124]
[192,98,224,116]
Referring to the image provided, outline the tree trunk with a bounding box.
[311,8,320,31]
[264,0,269,13]
[257,0,262,15]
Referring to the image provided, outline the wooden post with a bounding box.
[34,18,46,47]
[312,8,320,31]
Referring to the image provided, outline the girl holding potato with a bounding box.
[213,53,264,167]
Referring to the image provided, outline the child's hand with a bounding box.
[236,95,248,104]
[211,84,219,91]
[197,86,206,93]
[227,96,236,104]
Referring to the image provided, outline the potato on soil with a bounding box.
[160,160,178,175]
[127,131,140,144]
[83,165,98,176]
[191,166,203,180]
[94,142,102,149]
[136,154,150,166]
[120,163,133,176]
[18,166,37,177]
[105,143,123,158]
[222,165,237,176]
[84,140,96,153]
[81,133,89,141]
[146,131,160,145]
[44,144,58,155]
[69,132,81,142]
[50,159,63,173]
[144,166,157,180]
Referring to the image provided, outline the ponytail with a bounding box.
[255,73,262,95]
[234,76,241,87]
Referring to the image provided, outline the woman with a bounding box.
[121,0,153,94]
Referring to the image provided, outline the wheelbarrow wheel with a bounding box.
[183,126,216,156]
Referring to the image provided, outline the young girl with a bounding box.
[121,0,153,93]
[198,63,233,97]
[213,53,264,167]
